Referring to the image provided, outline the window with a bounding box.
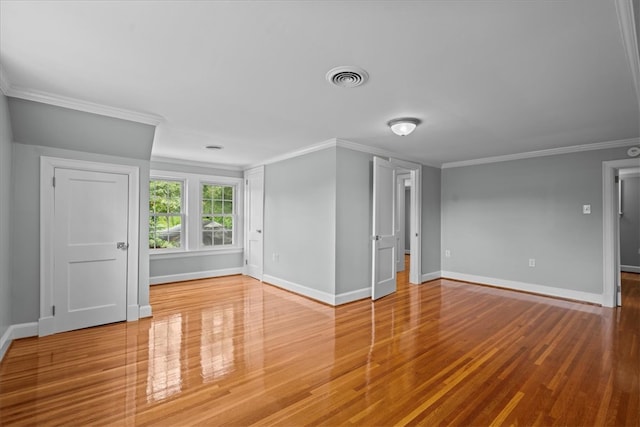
[149,170,243,254]
[149,179,184,249]
[201,183,236,247]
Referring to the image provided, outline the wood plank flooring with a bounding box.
[1,266,639,426]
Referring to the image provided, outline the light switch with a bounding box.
[583,205,591,214]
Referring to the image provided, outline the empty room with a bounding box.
[1,1,639,425]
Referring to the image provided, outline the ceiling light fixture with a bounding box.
[204,145,224,150]
[388,118,420,136]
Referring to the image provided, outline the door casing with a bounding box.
[39,156,140,336]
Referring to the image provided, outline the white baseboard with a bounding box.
[262,275,371,306]
[139,305,153,318]
[263,275,336,305]
[150,267,243,285]
[441,271,603,305]
[335,287,371,305]
[421,271,442,283]
[0,322,39,362]
[621,265,640,273]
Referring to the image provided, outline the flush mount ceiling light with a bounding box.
[388,118,421,136]
[204,145,224,150]
[326,66,369,88]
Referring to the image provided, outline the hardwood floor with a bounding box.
[1,267,639,425]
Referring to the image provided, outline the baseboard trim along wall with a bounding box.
[139,305,153,318]
[335,287,371,305]
[0,322,38,362]
[263,275,371,306]
[421,271,442,283]
[150,267,244,285]
[441,271,603,305]
[621,265,640,273]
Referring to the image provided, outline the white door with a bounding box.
[372,157,397,300]
[53,167,129,333]
[245,166,264,280]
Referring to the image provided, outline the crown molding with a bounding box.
[247,138,337,169]
[2,80,163,126]
[335,139,440,168]
[616,0,640,102]
[441,138,640,169]
[150,155,243,171]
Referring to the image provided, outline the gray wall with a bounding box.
[11,143,152,323]
[620,176,640,268]
[150,253,244,278]
[422,165,442,275]
[335,147,372,294]
[441,147,631,295]
[264,147,337,294]
[148,160,244,282]
[7,99,156,324]
[0,93,13,348]
[8,98,154,160]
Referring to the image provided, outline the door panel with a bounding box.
[245,167,264,280]
[53,168,129,332]
[372,157,397,300]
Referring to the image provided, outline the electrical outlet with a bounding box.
[272,253,279,262]
[529,258,536,267]
[445,249,451,258]
[582,204,591,214]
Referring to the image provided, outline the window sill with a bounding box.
[150,247,243,260]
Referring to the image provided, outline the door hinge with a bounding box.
[52,176,56,187]
[245,259,248,265]
[615,176,620,184]
[52,305,55,316]
[246,179,249,185]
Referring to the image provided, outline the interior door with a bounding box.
[245,166,264,280]
[53,167,129,333]
[372,157,397,300]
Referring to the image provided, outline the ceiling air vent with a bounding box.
[326,66,369,88]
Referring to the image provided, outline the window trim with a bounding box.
[149,170,244,257]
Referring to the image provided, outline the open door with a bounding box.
[244,166,264,281]
[372,157,397,300]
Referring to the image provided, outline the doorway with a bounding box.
[371,157,421,300]
[603,157,640,307]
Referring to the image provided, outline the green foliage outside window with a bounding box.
[149,180,183,249]
[201,184,234,246]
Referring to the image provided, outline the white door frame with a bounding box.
[602,157,640,307]
[390,158,422,285]
[39,156,140,336]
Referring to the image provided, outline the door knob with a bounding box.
[256,230,262,233]
[117,242,129,250]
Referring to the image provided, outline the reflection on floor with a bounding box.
[1,270,639,425]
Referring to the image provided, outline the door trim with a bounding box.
[390,158,422,284]
[39,156,140,336]
[602,157,640,307]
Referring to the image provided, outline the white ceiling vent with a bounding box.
[326,66,369,88]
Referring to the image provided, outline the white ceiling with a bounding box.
[1,0,639,168]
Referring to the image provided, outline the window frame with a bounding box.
[148,177,185,252]
[200,182,237,249]
[149,170,244,257]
